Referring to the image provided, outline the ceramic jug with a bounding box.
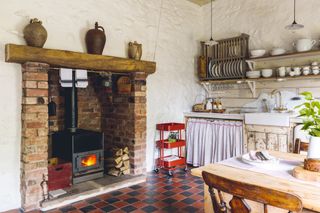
[23,18,47,48]
[85,22,106,55]
[128,41,142,60]
[294,39,316,52]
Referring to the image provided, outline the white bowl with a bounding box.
[250,49,266,58]
[271,48,286,56]
[246,70,261,78]
[261,69,273,78]
[303,70,310,75]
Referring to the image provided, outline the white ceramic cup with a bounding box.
[278,67,286,77]
[294,39,316,52]
[303,70,310,75]
[289,71,295,77]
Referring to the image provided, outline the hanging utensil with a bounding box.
[48,97,57,116]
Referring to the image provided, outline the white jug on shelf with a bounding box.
[293,39,316,52]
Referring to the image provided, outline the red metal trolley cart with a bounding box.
[155,122,187,176]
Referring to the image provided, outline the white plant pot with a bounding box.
[307,136,320,159]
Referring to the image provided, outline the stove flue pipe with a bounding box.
[64,70,78,133]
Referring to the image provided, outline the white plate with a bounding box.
[211,63,216,77]
[208,60,212,77]
[241,153,279,166]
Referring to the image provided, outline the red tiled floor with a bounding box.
[41,167,204,212]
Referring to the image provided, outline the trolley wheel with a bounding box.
[168,170,173,176]
[154,168,159,173]
[184,166,188,172]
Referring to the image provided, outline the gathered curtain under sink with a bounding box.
[186,118,243,167]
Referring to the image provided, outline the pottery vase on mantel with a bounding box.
[128,41,142,60]
[23,18,47,48]
[85,22,106,55]
[307,136,320,159]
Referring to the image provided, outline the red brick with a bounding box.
[23,72,48,81]
[37,81,48,89]
[23,81,37,89]
[25,121,47,129]
[24,89,48,97]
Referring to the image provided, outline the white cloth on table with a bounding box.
[219,156,320,188]
[186,118,243,167]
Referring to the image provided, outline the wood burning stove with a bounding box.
[51,70,104,184]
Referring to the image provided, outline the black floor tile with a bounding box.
[79,205,96,213]
[59,205,76,212]
[100,205,117,212]
[124,197,139,204]
[121,205,137,212]
[181,198,196,204]
[105,197,120,203]
[162,198,177,204]
[141,205,158,213]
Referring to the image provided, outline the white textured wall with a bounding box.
[201,0,320,109]
[0,0,202,210]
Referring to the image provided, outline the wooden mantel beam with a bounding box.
[5,44,156,74]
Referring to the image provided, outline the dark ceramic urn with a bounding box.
[23,18,47,48]
[85,22,106,55]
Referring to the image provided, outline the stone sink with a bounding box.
[244,112,296,127]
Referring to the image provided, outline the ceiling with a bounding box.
[186,0,211,6]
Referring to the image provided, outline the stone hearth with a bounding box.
[20,62,147,211]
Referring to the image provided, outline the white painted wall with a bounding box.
[0,0,202,210]
[200,0,320,109]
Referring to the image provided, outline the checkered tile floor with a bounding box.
[45,167,204,213]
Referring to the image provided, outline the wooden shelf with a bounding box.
[246,49,320,70]
[247,49,320,62]
[5,44,156,74]
[200,74,320,84]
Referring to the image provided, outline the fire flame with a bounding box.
[81,154,97,167]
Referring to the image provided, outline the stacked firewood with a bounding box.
[105,147,130,176]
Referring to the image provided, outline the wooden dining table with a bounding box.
[191,151,320,213]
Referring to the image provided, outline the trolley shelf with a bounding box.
[156,123,185,131]
[159,155,186,168]
[155,122,186,176]
[156,139,186,149]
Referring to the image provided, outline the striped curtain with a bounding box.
[186,118,243,166]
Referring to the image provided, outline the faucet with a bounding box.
[271,89,287,112]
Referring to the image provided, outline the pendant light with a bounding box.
[205,0,218,46]
[285,0,304,30]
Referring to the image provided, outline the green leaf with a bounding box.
[300,91,313,100]
[311,129,320,137]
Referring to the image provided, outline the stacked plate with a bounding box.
[208,60,244,78]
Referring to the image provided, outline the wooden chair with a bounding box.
[293,138,309,154]
[202,171,303,213]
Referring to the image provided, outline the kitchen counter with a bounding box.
[184,112,244,121]
[184,112,303,124]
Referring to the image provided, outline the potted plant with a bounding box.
[296,91,320,159]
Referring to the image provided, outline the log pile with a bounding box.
[105,147,130,176]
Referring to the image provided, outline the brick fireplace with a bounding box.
[20,62,147,210]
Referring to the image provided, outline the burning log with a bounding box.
[106,146,130,177]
